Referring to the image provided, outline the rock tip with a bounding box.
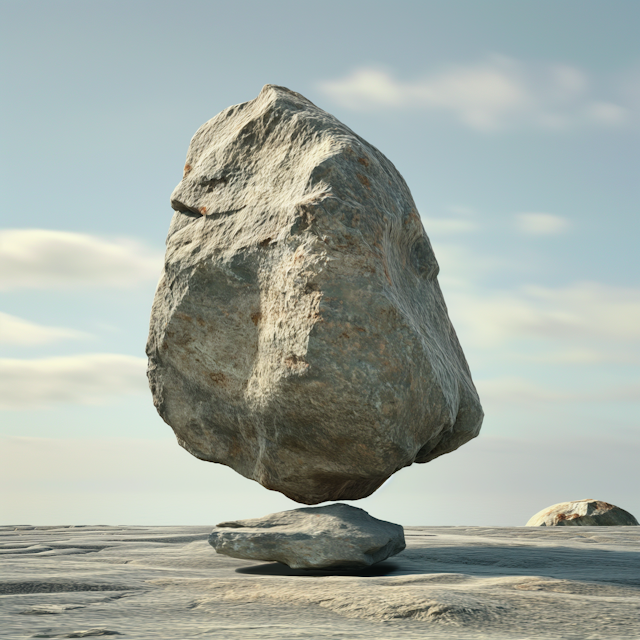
[257,83,317,107]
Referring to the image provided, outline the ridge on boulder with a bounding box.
[526,499,639,526]
[147,84,483,504]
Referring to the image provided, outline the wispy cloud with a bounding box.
[515,213,571,236]
[477,377,579,404]
[524,348,639,366]
[0,354,148,409]
[431,241,508,289]
[477,376,640,405]
[430,233,640,368]
[419,204,479,237]
[0,229,163,291]
[421,216,478,236]
[0,312,90,346]
[319,57,637,131]
[448,282,640,348]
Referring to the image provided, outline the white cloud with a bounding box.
[584,101,629,125]
[525,348,639,366]
[319,58,637,131]
[421,216,477,236]
[477,376,640,405]
[322,68,405,108]
[433,241,508,290]
[520,283,640,341]
[477,377,577,404]
[515,213,570,236]
[427,227,640,413]
[419,204,479,237]
[0,354,148,409]
[447,282,640,349]
[320,60,527,130]
[0,229,163,291]
[0,312,90,346]
[418,235,640,369]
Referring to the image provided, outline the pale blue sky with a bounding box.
[1,0,639,525]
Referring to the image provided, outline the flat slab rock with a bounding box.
[146,84,483,505]
[208,503,405,569]
[526,499,639,526]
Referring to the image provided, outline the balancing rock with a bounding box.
[209,503,405,569]
[526,499,639,526]
[147,84,483,504]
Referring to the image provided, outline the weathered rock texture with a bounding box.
[147,84,483,504]
[526,499,639,526]
[208,503,405,569]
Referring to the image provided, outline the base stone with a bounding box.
[208,503,405,569]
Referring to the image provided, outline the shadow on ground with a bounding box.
[237,544,640,585]
[236,560,402,577]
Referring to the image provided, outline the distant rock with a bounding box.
[146,84,483,504]
[526,499,639,526]
[208,503,405,569]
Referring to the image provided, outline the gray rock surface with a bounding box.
[146,84,483,504]
[526,499,639,526]
[3,524,640,639]
[208,503,405,569]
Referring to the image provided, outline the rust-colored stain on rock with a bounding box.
[209,372,227,385]
[285,354,309,371]
[556,513,580,522]
[356,173,371,188]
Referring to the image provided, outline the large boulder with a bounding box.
[209,503,405,569]
[526,499,639,526]
[147,84,483,504]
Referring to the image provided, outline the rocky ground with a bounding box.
[1,524,639,639]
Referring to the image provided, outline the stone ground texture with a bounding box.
[147,84,483,504]
[2,524,639,639]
